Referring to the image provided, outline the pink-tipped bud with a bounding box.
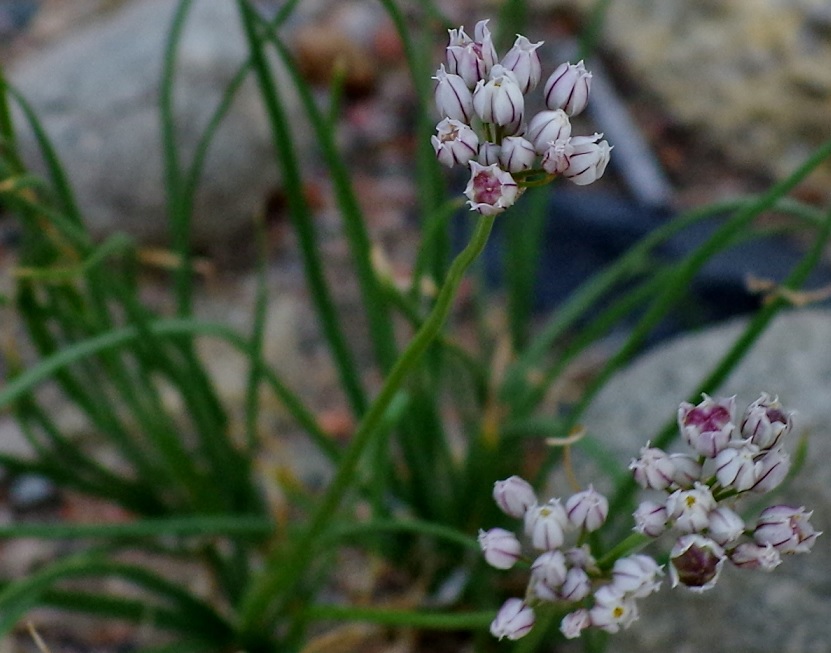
[741,393,793,450]
[629,445,676,490]
[446,20,497,89]
[754,505,821,554]
[678,394,736,458]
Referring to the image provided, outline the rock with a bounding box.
[573,309,831,652]
[7,0,307,248]
[541,0,831,199]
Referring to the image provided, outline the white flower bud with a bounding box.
[707,506,746,545]
[493,475,537,518]
[431,118,479,168]
[464,161,518,216]
[473,65,525,126]
[668,453,703,488]
[754,505,821,554]
[666,482,716,533]
[629,445,676,490]
[678,394,737,458]
[525,109,572,154]
[543,60,592,116]
[564,544,599,573]
[715,441,760,491]
[741,393,793,450]
[531,550,568,592]
[565,485,609,532]
[490,598,535,641]
[433,64,474,122]
[524,499,570,550]
[498,136,537,173]
[540,137,574,174]
[500,35,543,93]
[729,542,782,571]
[559,566,591,602]
[611,554,664,598]
[477,142,502,166]
[562,133,611,186]
[633,500,668,538]
[478,527,522,569]
[560,609,591,640]
[751,447,790,493]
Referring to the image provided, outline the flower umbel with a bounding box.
[433,18,612,216]
[479,393,816,642]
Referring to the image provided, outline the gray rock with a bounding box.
[8,0,306,247]
[575,309,831,652]
[541,0,831,198]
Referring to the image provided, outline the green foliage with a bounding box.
[0,0,830,651]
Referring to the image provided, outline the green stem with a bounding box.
[238,214,497,634]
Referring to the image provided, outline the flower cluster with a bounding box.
[630,393,819,590]
[431,20,611,216]
[480,478,663,640]
[480,393,820,642]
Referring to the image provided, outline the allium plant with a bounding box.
[432,20,612,215]
[480,394,819,641]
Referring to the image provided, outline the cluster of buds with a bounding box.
[630,393,819,590]
[480,393,819,642]
[431,20,611,216]
[480,478,663,640]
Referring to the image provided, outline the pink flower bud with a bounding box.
[490,598,535,641]
[500,35,543,93]
[678,394,736,457]
[525,109,572,154]
[629,445,676,490]
[751,447,790,493]
[464,161,519,215]
[562,133,611,186]
[729,542,782,571]
[524,499,570,550]
[433,64,474,122]
[431,118,479,168]
[446,20,497,88]
[666,482,716,533]
[715,441,760,491]
[754,505,821,554]
[473,65,525,126]
[565,485,609,532]
[669,534,726,592]
[741,393,793,450]
[707,506,746,545]
[560,609,591,639]
[498,136,537,173]
[493,475,537,518]
[543,60,592,116]
[588,585,638,633]
[478,527,522,569]
[611,554,664,598]
[531,550,568,592]
[633,500,668,538]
